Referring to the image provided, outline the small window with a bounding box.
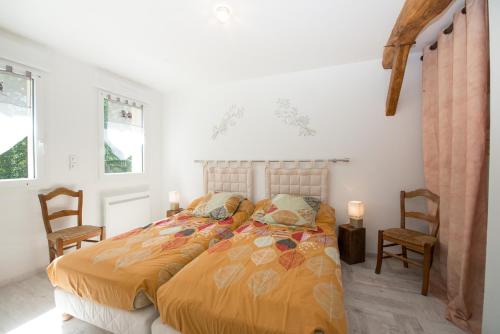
[0,65,36,181]
[102,93,144,174]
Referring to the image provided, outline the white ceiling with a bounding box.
[0,0,464,92]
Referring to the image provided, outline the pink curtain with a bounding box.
[422,0,489,333]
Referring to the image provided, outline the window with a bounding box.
[102,93,144,174]
[0,65,36,181]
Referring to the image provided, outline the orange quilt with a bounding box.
[157,200,347,334]
[47,199,254,311]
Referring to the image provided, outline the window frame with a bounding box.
[0,59,43,188]
[98,90,147,178]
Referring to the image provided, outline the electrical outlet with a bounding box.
[69,154,78,169]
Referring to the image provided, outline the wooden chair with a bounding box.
[375,189,440,295]
[38,187,105,262]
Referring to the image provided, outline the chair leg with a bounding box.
[100,226,106,241]
[375,230,384,274]
[76,241,81,249]
[56,238,64,258]
[421,243,432,296]
[402,246,408,268]
[48,241,55,263]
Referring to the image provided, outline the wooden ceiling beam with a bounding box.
[386,44,411,116]
[383,0,454,116]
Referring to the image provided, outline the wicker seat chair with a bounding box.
[375,189,440,295]
[38,187,105,262]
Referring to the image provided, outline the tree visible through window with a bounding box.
[0,137,28,179]
[103,95,144,174]
[0,67,35,181]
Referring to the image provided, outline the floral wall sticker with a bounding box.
[212,105,245,140]
[275,99,316,136]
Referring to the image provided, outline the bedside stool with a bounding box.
[338,223,366,264]
[166,208,183,218]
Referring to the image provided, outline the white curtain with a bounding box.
[0,72,32,155]
[105,122,143,160]
[104,100,143,161]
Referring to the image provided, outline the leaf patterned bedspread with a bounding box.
[46,200,254,311]
[156,202,347,334]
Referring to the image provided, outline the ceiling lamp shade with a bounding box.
[214,5,231,24]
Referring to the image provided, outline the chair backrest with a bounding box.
[38,187,83,234]
[400,189,440,237]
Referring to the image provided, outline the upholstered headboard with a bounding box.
[265,162,329,202]
[203,162,253,199]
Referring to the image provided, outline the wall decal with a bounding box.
[275,99,316,136]
[212,105,245,140]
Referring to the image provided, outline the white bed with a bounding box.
[54,162,253,334]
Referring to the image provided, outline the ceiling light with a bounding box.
[214,5,231,24]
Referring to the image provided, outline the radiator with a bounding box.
[103,191,151,238]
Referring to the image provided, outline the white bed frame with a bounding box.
[151,317,181,334]
[55,288,158,334]
[151,162,329,334]
[54,163,253,334]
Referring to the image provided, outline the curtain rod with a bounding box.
[194,159,350,163]
[105,94,144,109]
[420,7,466,61]
[1,65,32,79]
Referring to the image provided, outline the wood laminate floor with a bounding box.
[0,255,465,334]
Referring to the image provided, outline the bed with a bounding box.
[153,163,347,334]
[48,163,254,334]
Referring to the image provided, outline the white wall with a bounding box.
[0,30,165,285]
[482,1,499,332]
[163,55,426,253]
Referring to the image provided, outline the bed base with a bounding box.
[151,317,181,334]
[54,288,158,334]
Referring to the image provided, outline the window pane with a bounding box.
[103,97,144,174]
[0,71,34,180]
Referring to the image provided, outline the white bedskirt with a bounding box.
[54,287,158,334]
[151,317,182,334]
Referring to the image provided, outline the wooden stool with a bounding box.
[338,223,366,264]
[166,208,183,217]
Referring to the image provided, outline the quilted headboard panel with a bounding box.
[203,163,253,199]
[265,165,329,202]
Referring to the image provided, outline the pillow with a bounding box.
[254,194,321,228]
[186,195,207,211]
[192,192,245,220]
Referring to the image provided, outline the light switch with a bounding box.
[69,154,78,169]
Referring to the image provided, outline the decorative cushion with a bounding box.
[253,194,321,229]
[192,192,244,220]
